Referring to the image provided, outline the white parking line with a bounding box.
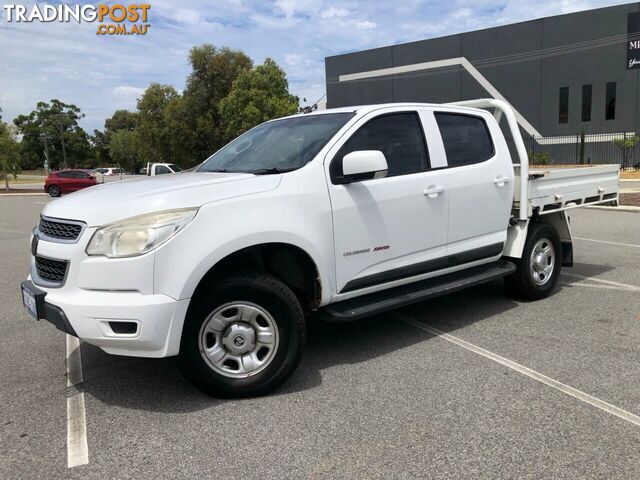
[66,335,88,468]
[573,237,640,249]
[561,273,640,292]
[395,314,640,428]
[566,282,640,292]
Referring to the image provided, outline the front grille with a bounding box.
[35,256,68,284]
[39,218,83,241]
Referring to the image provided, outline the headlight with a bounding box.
[86,208,197,258]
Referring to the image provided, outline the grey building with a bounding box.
[325,2,640,147]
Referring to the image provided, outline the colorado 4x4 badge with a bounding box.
[343,245,390,257]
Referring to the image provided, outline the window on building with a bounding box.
[332,112,430,179]
[434,113,494,167]
[558,87,569,124]
[581,85,592,122]
[605,82,616,120]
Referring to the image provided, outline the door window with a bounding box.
[434,113,494,167]
[155,165,171,175]
[331,112,430,181]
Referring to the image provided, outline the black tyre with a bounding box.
[177,272,306,398]
[48,185,61,197]
[505,221,562,300]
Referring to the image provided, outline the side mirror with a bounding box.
[340,150,388,184]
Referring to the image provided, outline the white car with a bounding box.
[21,100,619,397]
[146,163,183,176]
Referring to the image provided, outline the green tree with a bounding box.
[91,129,110,166]
[219,58,299,141]
[13,99,89,170]
[613,135,639,169]
[105,109,138,133]
[108,129,141,172]
[92,109,139,166]
[178,45,253,166]
[0,121,21,190]
[135,83,178,163]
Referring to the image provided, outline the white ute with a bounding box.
[21,99,619,397]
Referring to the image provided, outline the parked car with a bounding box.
[22,100,619,398]
[103,167,125,176]
[44,170,97,197]
[145,163,183,176]
[83,169,105,183]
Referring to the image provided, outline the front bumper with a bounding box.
[25,218,192,357]
[21,280,78,336]
[22,278,190,358]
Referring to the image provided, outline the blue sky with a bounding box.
[0,0,628,132]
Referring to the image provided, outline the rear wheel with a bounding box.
[177,272,305,398]
[505,221,562,300]
[48,185,61,197]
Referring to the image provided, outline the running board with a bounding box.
[320,260,517,323]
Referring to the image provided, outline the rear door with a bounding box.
[55,171,74,193]
[433,111,514,259]
[69,171,85,191]
[326,109,449,294]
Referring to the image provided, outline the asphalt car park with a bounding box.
[1,195,639,479]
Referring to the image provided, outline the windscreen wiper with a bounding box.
[251,167,298,175]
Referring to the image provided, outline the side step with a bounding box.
[320,260,517,323]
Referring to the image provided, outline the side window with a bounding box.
[331,112,429,180]
[434,113,494,167]
[57,171,72,178]
[155,165,171,175]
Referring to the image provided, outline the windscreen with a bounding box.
[198,113,354,174]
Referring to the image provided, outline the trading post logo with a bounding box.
[2,3,151,36]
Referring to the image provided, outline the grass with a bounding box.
[8,178,45,184]
[620,170,640,180]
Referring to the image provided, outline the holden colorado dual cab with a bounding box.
[21,99,619,397]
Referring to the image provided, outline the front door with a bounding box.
[327,110,449,294]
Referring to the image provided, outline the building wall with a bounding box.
[325,3,640,137]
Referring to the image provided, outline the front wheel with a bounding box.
[505,221,562,300]
[48,185,61,197]
[177,272,306,398]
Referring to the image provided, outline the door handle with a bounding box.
[493,176,510,187]
[424,185,444,198]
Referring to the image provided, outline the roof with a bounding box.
[283,102,486,119]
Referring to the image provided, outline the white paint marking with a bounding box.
[66,334,88,468]
[339,57,542,138]
[564,282,640,293]
[573,237,640,249]
[395,314,640,428]
[561,272,640,291]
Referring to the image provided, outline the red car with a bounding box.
[44,170,97,197]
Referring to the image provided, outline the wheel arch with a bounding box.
[503,210,572,266]
[186,242,324,315]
